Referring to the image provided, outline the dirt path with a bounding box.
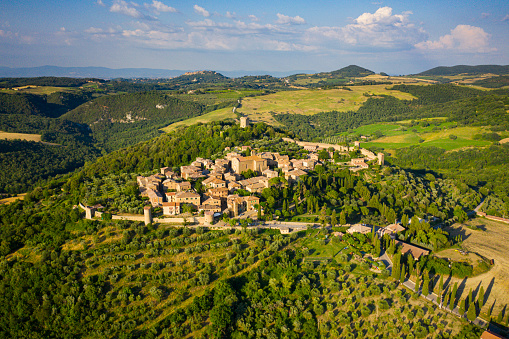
[443,218,509,315]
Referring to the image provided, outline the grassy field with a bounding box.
[301,229,346,258]
[235,85,416,125]
[360,125,492,151]
[161,107,236,133]
[0,193,26,205]
[0,86,74,95]
[442,218,509,316]
[0,131,42,142]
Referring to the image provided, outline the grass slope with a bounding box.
[236,85,416,125]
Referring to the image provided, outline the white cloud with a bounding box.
[110,0,143,18]
[503,14,509,22]
[145,0,177,13]
[194,5,210,17]
[248,15,259,22]
[225,11,236,19]
[187,19,233,29]
[415,24,495,53]
[306,7,426,49]
[0,30,13,38]
[275,13,306,25]
[97,0,105,6]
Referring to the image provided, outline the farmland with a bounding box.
[0,131,42,142]
[355,124,493,151]
[441,218,509,316]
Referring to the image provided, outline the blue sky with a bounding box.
[1,0,508,74]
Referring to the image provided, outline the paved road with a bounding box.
[381,251,488,328]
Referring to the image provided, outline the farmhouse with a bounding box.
[347,224,373,235]
[395,240,430,259]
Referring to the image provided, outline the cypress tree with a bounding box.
[459,299,465,316]
[478,286,485,310]
[497,309,504,323]
[438,275,444,299]
[400,264,406,283]
[452,282,458,308]
[414,274,421,293]
[468,288,473,305]
[330,210,337,226]
[392,253,401,280]
[339,211,346,225]
[422,276,429,296]
[443,290,450,309]
[467,301,477,321]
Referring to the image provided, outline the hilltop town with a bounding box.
[134,119,384,225]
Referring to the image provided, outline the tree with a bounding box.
[478,286,485,310]
[392,253,400,280]
[452,282,458,308]
[467,301,477,321]
[414,274,421,293]
[400,264,406,283]
[438,275,444,295]
[459,298,466,316]
[339,210,346,225]
[210,304,233,333]
[330,210,337,226]
[401,214,409,227]
[422,276,429,296]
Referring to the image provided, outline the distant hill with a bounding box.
[417,65,509,76]
[0,91,92,118]
[303,65,375,79]
[0,66,318,79]
[166,71,229,86]
[0,66,188,79]
[329,65,376,78]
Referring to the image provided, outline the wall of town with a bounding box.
[476,211,509,224]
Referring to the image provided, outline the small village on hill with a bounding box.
[82,118,385,228]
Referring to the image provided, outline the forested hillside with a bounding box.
[62,91,206,151]
[0,91,92,117]
[0,120,492,338]
[417,65,509,76]
[274,84,509,140]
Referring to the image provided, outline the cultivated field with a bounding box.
[236,85,416,125]
[0,86,74,95]
[161,107,236,133]
[0,193,26,205]
[441,218,509,315]
[0,131,42,142]
[360,125,492,151]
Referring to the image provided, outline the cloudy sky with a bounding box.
[1,0,508,74]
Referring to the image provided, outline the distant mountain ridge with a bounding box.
[417,65,509,76]
[0,66,316,79]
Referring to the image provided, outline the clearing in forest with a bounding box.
[235,85,416,125]
[0,131,42,142]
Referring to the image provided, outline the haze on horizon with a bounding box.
[1,0,509,75]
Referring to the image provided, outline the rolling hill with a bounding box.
[417,65,509,76]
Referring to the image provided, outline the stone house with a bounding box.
[162,202,181,215]
[147,189,163,207]
[208,187,229,198]
[231,155,268,174]
[175,191,201,207]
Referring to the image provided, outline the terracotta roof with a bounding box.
[395,240,430,259]
[481,331,506,339]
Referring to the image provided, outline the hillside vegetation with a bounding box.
[417,65,509,76]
